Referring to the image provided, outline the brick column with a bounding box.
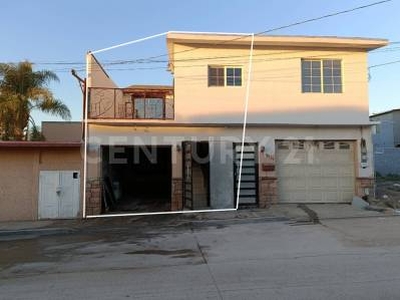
[355,177,374,198]
[259,176,278,208]
[86,178,102,216]
[171,178,183,211]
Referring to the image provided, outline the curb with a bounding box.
[0,227,76,237]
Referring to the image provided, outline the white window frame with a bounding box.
[208,65,243,87]
[301,59,343,94]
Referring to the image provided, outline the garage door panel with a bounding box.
[276,152,307,164]
[287,166,307,177]
[342,191,355,201]
[280,178,307,189]
[307,165,323,177]
[320,178,339,188]
[323,167,341,177]
[281,191,307,202]
[278,167,300,177]
[325,191,340,202]
[340,178,354,189]
[339,167,354,177]
[277,140,355,203]
[308,178,322,188]
[308,190,324,202]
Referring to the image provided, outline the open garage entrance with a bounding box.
[101,145,172,213]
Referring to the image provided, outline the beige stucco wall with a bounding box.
[0,149,36,221]
[87,40,374,126]
[172,43,369,124]
[0,147,83,222]
[87,54,117,88]
[42,122,82,142]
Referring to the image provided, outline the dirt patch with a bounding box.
[0,239,57,270]
[297,204,320,224]
[371,179,400,209]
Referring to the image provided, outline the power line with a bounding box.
[29,0,393,69]
[120,0,393,62]
[257,0,392,35]
[51,48,399,74]
[27,40,398,72]
[369,59,400,68]
[50,45,398,73]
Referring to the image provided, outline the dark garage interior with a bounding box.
[101,145,172,213]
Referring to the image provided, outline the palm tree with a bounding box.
[0,61,71,140]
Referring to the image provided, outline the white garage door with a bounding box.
[39,171,80,219]
[276,140,355,203]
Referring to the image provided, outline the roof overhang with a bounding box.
[0,141,82,148]
[122,85,173,95]
[370,108,400,118]
[167,32,388,70]
[87,120,377,128]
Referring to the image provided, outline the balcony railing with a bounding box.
[88,87,174,120]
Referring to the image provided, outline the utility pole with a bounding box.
[71,69,86,140]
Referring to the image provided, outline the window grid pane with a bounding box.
[208,66,225,86]
[134,98,145,118]
[145,98,164,119]
[322,59,342,93]
[302,60,321,93]
[134,98,164,119]
[226,67,242,86]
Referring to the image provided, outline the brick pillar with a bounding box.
[259,176,278,208]
[86,178,102,216]
[171,178,183,211]
[355,177,374,198]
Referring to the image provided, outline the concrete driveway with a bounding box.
[1,206,400,299]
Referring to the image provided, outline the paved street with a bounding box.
[1,208,400,299]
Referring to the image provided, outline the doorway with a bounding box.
[38,171,80,219]
[182,141,210,210]
[101,145,172,212]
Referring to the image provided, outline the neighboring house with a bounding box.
[0,122,82,221]
[85,32,388,216]
[370,108,400,175]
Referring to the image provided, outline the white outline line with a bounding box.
[92,31,254,55]
[82,53,90,218]
[91,32,169,54]
[84,31,255,218]
[236,33,255,210]
[86,208,237,219]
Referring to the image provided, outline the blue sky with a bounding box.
[1,0,399,123]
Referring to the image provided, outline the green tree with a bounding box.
[0,61,71,140]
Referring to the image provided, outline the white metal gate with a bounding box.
[276,141,355,203]
[39,171,80,219]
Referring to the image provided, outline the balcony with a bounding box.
[88,85,174,120]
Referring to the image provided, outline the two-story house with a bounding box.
[85,32,387,216]
[370,108,400,175]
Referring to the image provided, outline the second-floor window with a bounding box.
[301,59,342,93]
[208,66,242,87]
[133,97,164,119]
